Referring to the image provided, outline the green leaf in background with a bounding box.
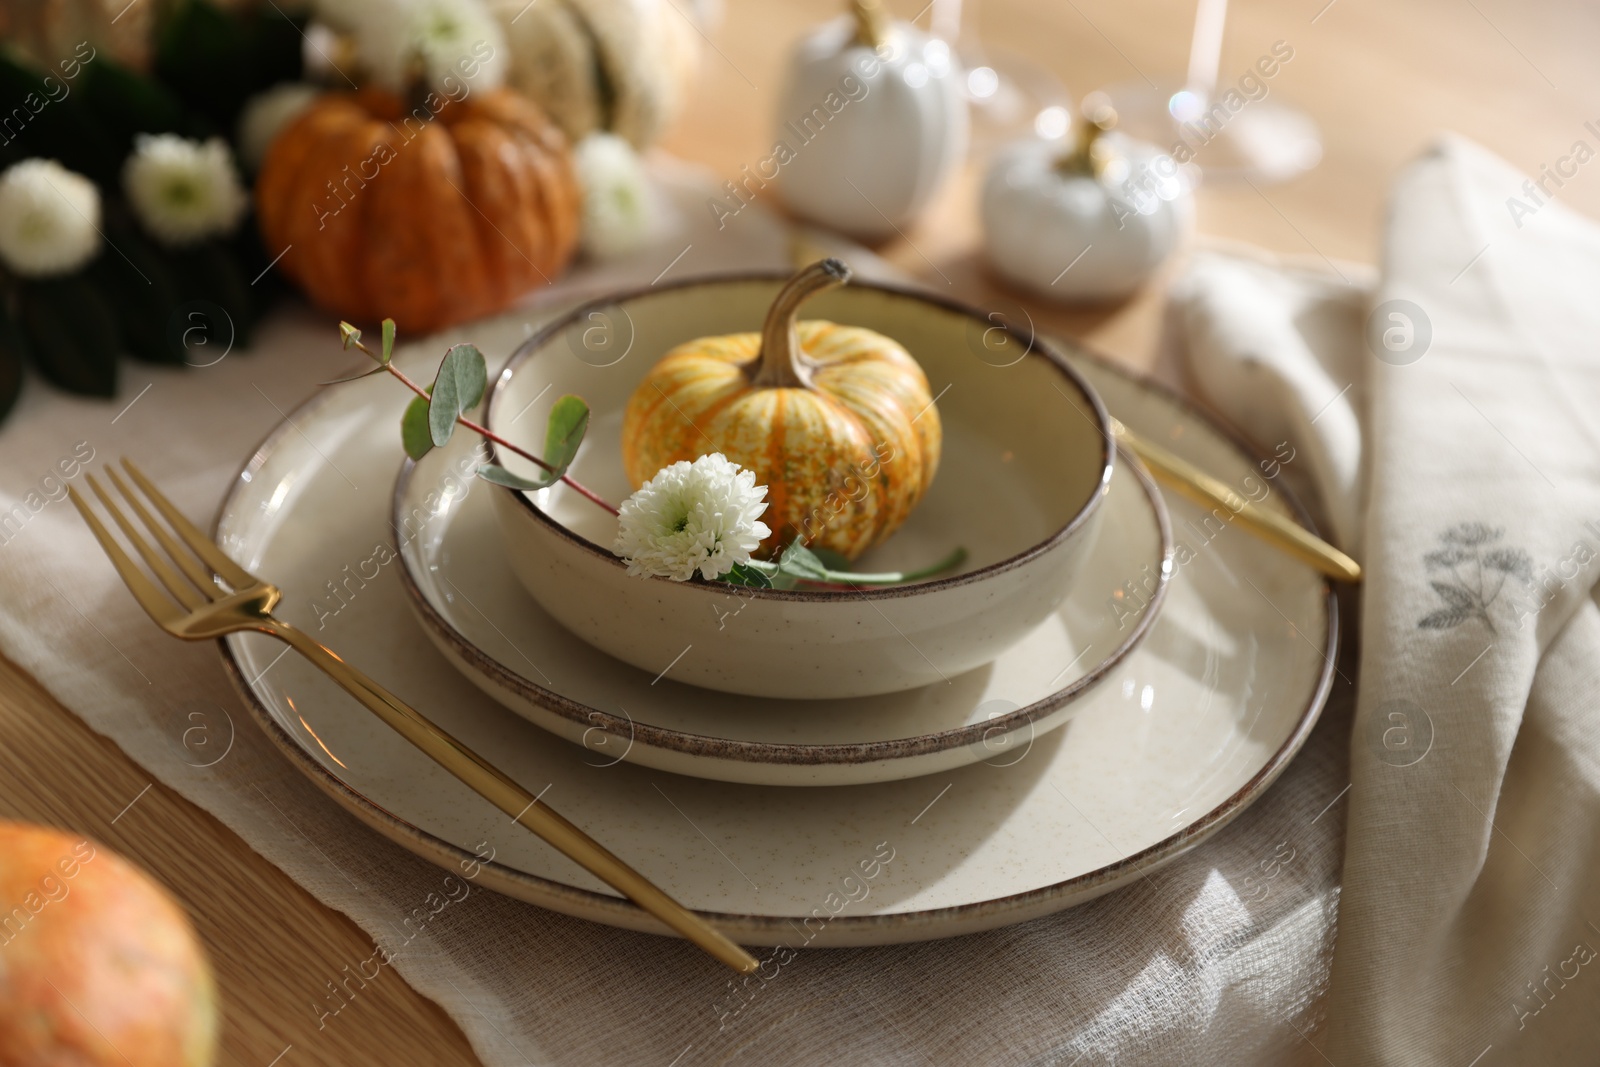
[381,319,396,364]
[155,0,305,131]
[89,226,187,364]
[78,59,192,156]
[401,395,434,461]
[170,242,256,348]
[0,301,30,422]
[20,277,120,398]
[543,394,590,474]
[0,51,121,186]
[427,344,486,446]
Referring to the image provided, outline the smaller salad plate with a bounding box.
[394,434,1173,786]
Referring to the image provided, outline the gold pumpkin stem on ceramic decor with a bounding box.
[1058,97,1120,179]
[748,258,854,389]
[851,0,890,50]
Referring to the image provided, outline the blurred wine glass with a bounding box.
[933,0,1076,157]
[1094,0,1321,183]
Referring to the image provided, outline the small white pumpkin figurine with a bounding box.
[774,0,967,241]
[981,99,1191,302]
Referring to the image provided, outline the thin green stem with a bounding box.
[833,546,969,586]
[350,338,619,516]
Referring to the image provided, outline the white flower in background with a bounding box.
[123,134,249,247]
[236,82,322,172]
[615,453,771,581]
[0,159,101,278]
[324,0,508,95]
[575,132,654,261]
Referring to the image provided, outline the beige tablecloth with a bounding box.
[0,161,1348,1065]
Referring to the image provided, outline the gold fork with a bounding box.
[69,459,758,974]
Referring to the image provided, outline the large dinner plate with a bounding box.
[215,326,1335,946]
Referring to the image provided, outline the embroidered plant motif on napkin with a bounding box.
[1417,522,1533,632]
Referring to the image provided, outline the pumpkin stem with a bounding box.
[850,0,890,51]
[1057,97,1119,178]
[750,258,852,389]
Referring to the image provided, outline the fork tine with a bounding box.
[68,485,184,628]
[105,467,216,597]
[120,459,257,590]
[87,472,206,611]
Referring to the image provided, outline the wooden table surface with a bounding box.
[2,1,1595,1063]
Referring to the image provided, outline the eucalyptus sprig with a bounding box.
[334,318,618,515]
[728,543,970,590]
[329,320,968,590]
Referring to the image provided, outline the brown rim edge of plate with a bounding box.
[390,440,1172,767]
[212,326,1339,944]
[483,271,1117,603]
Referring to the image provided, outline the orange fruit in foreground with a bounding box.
[0,820,217,1066]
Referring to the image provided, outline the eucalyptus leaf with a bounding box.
[381,319,396,364]
[810,547,852,572]
[476,463,558,492]
[711,543,967,590]
[722,562,776,589]
[543,394,590,473]
[428,343,486,446]
[401,394,434,460]
[776,542,830,584]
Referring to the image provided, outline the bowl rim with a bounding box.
[482,270,1115,602]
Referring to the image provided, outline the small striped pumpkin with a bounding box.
[620,260,942,561]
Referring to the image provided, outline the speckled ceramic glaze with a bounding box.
[482,275,1114,699]
[214,333,1335,947]
[394,435,1171,786]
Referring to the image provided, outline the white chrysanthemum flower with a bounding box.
[575,132,655,261]
[123,134,249,247]
[334,0,508,95]
[0,159,101,278]
[236,82,322,172]
[614,453,771,582]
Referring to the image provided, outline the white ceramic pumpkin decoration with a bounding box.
[981,102,1191,302]
[774,0,967,241]
[488,0,702,149]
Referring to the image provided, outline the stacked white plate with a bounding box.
[216,288,1334,947]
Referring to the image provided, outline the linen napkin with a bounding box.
[1179,136,1600,1066]
[0,159,1350,1065]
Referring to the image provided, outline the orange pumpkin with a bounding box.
[621,259,942,560]
[256,87,580,334]
[0,821,217,1066]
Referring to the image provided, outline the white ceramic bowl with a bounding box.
[483,273,1114,699]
